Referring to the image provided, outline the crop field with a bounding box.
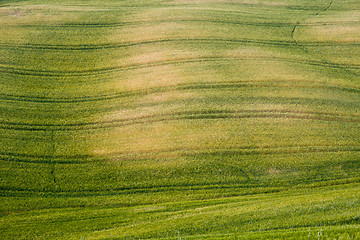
[0,0,359,239]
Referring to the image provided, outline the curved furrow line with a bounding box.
[0,152,92,164]
[2,144,359,165]
[291,0,359,78]
[1,81,359,103]
[105,145,360,162]
[7,18,360,30]
[0,181,264,194]
[0,20,304,31]
[299,20,360,26]
[3,175,360,195]
[198,145,360,155]
[0,38,297,51]
[4,176,360,196]
[0,91,140,103]
[291,0,333,47]
[17,19,293,28]
[1,109,359,132]
[1,55,359,77]
[0,64,117,77]
[1,37,359,51]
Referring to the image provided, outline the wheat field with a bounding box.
[1,0,359,239]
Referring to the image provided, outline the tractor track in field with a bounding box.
[291,0,359,78]
[291,0,333,48]
[48,131,61,191]
[3,175,360,195]
[0,151,93,164]
[1,144,359,165]
[1,55,359,78]
[1,109,359,132]
[0,19,293,30]
[4,18,360,30]
[1,80,359,103]
[0,38,297,50]
[1,37,359,51]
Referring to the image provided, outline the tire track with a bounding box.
[181,146,360,161]
[1,37,358,51]
[1,144,359,164]
[1,54,359,77]
[107,145,360,161]
[0,151,93,164]
[5,18,360,30]
[0,38,297,51]
[48,131,61,191]
[6,19,292,29]
[291,0,359,78]
[1,81,359,103]
[1,109,359,132]
[3,175,359,195]
[291,0,334,48]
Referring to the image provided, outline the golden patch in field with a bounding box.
[170,0,286,6]
[307,26,360,43]
[267,168,282,175]
[141,91,198,104]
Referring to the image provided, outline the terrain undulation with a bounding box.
[0,0,359,239]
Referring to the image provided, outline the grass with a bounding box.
[0,0,359,239]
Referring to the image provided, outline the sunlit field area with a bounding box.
[1,0,359,239]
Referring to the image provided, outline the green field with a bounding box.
[0,0,359,239]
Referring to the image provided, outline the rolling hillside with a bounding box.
[1,0,359,239]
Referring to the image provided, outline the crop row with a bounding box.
[2,143,359,164]
[1,109,359,132]
[1,80,359,103]
[1,37,359,51]
[291,0,334,44]
[1,55,359,78]
[5,14,360,29]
